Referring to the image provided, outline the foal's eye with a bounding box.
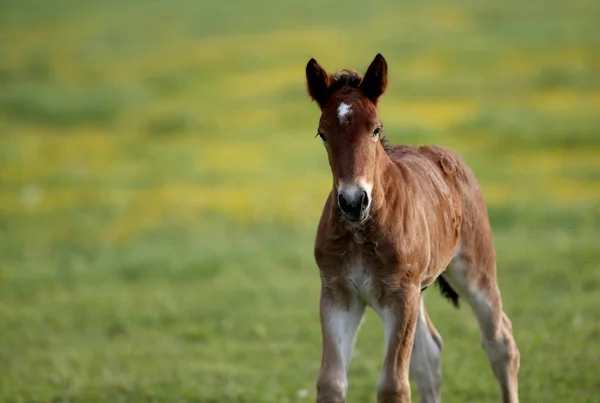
[316,132,327,143]
[372,127,382,139]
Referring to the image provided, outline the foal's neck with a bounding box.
[369,143,396,219]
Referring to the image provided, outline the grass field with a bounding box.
[1,0,600,402]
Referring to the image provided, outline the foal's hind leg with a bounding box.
[444,253,520,403]
[409,297,443,403]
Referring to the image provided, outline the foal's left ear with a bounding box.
[359,53,388,104]
[306,58,333,109]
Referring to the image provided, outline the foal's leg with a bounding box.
[316,289,366,403]
[375,283,421,403]
[409,298,443,403]
[444,257,520,403]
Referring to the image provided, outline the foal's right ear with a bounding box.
[306,58,332,109]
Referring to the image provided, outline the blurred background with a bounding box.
[1,0,599,402]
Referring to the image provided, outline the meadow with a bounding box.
[1,0,599,401]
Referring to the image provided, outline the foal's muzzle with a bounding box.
[338,188,370,222]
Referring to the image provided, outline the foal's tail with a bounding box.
[436,276,460,308]
[420,276,460,308]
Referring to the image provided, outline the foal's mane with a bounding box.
[380,135,393,154]
[330,69,363,92]
[330,69,393,155]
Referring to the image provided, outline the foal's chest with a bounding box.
[345,256,378,305]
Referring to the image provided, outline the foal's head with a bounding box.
[306,54,389,223]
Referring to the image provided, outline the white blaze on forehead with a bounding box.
[337,102,352,123]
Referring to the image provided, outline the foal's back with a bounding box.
[386,143,482,203]
[385,143,496,281]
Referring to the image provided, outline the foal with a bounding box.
[306,54,520,403]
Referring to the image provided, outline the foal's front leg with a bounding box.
[316,288,366,403]
[376,284,421,403]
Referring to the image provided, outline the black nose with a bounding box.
[338,189,370,220]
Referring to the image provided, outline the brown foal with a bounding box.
[305,54,520,403]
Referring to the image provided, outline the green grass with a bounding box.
[1,0,600,402]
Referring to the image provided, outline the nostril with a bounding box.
[338,193,349,212]
[360,190,369,209]
[338,191,369,217]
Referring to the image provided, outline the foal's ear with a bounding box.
[359,53,388,104]
[306,58,332,109]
